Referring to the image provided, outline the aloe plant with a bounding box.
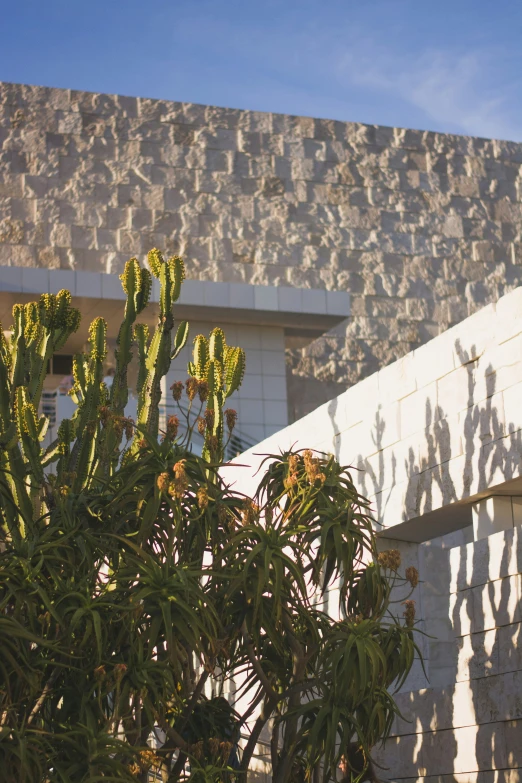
[0,248,420,783]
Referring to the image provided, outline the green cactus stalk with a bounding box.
[68,317,107,492]
[188,328,245,462]
[134,323,150,399]
[0,249,243,540]
[96,259,152,475]
[111,258,152,417]
[0,292,80,538]
[27,291,81,410]
[134,248,187,445]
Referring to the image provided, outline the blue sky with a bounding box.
[1,0,521,140]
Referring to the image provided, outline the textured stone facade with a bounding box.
[2,80,522,418]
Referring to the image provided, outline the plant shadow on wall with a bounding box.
[0,249,421,783]
[349,339,522,779]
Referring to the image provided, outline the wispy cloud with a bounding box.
[169,5,522,141]
[337,43,521,141]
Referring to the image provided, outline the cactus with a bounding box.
[112,258,151,417]
[96,259,152,474]
[68,317,108,491]
[133,249,187,445]
[0,249,245,536]
[0,292,81,537]
[188,328,245,461]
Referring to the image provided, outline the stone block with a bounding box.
[235,325,262,350]
[21,266,49,293]
[203,280,229,308]
[49,268,75,295]
[75,270,102,299]
[361,431,420,492]
[326,289,350,316]
[378,352,418,406]
[260,327,284,352]
[498,621,522,674]
[438,366,475,418]
[261,374,287,402]
[256,345,283,375]
[263,400,288,427]
[371,733,421,779]
[100,273,126,300]
[449,589,475,636]
[451,303,498,364]
[332,371,380,432]
[239,399,265,425]
[484,334,522,395]
[302,287,327,315]
[505,719,522,767]
[277,286,302,313]
[472,574,521,633]
[335,419,381,466]
[472,497,514,541]
[420,544,451,596]
[400,383,438,439]
[421,723,507,775]
[412,331,457,389]
[0,264,22,291]
[502,382,522,434]
[253,285,278,312]
[455,629,500,682]
[238,374,264,400]
[377,473,422,530]
[459,392,506,450]
[419,411,463,471]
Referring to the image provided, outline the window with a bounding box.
[49,355,73,375]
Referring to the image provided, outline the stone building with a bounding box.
[2,80,522,779]
[225,284,522,781]
[1,80,522,427]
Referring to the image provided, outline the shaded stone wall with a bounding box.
[372,525,522,781]
[2,80,522,415]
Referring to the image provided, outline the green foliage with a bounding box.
[0,249,420,782]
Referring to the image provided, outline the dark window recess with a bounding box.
[51,355,73,375]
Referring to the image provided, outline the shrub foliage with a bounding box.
[0,250,420,782]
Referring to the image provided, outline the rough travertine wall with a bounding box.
[2,80,522,417]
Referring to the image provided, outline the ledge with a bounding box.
[0,266,349,332]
